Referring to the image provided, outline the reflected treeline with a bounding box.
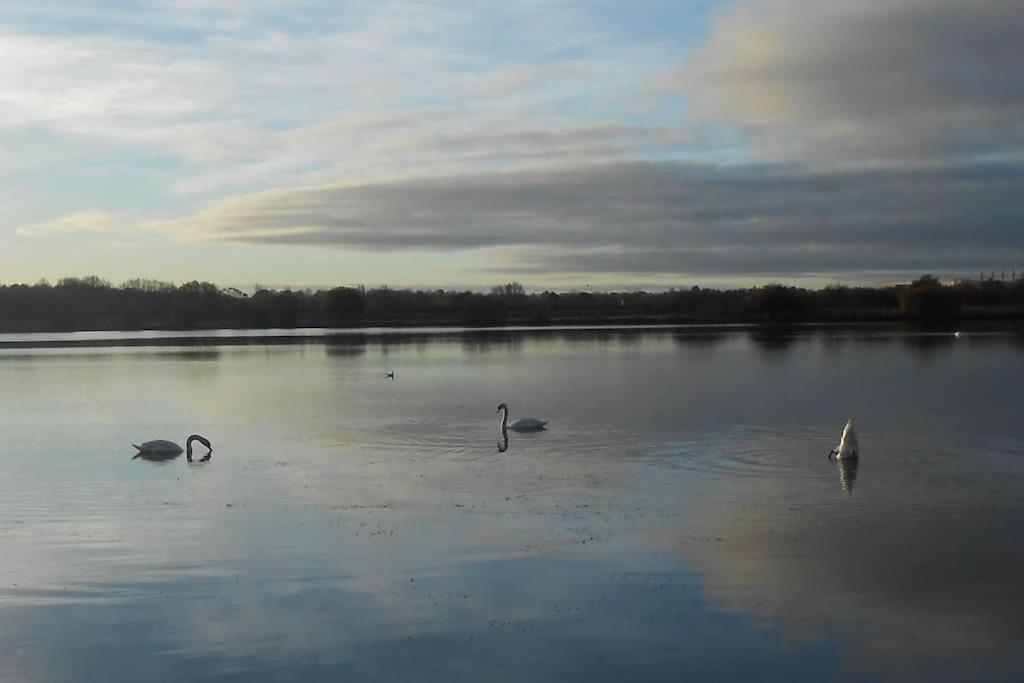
[4,275,1024,333]
[747,328,805,353]
[0,347,224,362]
[4,324,1024,359]
[324,340,369,357]
[152,349,222,361]
[672,331,732,348]
[673,325,1016,358]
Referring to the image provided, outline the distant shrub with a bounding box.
[752,284,811,320]
[899,275,962,319]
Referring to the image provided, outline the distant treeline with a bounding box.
[1,275,1023,333]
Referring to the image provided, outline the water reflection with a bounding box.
[3,327,1024,682]
[462,332,525,354]
[747,327,799,353]
[131,450,211,463]
[899,332,957,358]
[324,340,367,357]
[131,451,181,463]
[672,331,731,347]
[836,455,859,493]
[663,442,1024,683]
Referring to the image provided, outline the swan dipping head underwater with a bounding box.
[828,420,858,460]
[497,403,548,432]
[133,434,213,462]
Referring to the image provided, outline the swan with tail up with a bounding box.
[497,403,548,432]
[828,420,858,460]
[133,434,213,462]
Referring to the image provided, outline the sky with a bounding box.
[1,0,1022,290]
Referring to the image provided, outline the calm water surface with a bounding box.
[2,327,1023,682]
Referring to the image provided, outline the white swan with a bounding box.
[497,403,548,432]
[133,434,212,462]
[828,419,858,460]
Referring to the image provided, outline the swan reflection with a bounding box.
[837,456,859,493]
[131,451,182,463]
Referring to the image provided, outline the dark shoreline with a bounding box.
[3,275,1022,336]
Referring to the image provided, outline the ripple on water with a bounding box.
[639,427,831,482]
[636,427,1024,497]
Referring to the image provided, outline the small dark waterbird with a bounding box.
[133,434,213,462]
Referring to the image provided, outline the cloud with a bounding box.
[4,1,1021,285]
[0,2,682,197]
[0,31,230,137]
[169,116,693,195]
[674,0,1024,163]
[16,211,133,237]
[152,160,1024,280]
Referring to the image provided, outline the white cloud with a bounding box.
[16,210,133,237]
[0,1,681,197]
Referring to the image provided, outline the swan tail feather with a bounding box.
[132,443,143,452]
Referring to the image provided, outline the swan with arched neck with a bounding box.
[133,434,212,462]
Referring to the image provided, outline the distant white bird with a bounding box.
[954,331,962,338]
[133,434,212,462]
[828,420,858,460]
[497,403,548,432]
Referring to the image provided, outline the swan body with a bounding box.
[133,434,212,462]
[134,439,184,454]
[497,403,548,432]
[829,419,858,460]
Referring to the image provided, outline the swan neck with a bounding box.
[186,434,211,459]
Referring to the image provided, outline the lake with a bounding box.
[2,325,1023,682]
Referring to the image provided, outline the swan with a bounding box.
[386,371,395,379]
[133,434,212,462]
[828,419,858,460]
[497,403,548,432]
